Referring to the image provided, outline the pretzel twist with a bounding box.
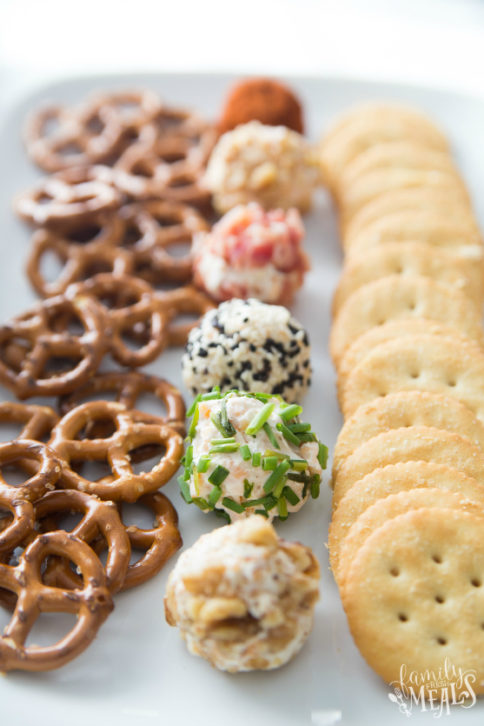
[158,285,215,346]
[0,531,113,672]
[0,294,105,399]
[49,401,184,502]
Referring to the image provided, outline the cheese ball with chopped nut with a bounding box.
[164,515,320,672]
[182,299,312,403]
[204,121,321,214]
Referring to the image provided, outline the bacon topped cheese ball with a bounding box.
[178,389,327,523]
[193,203,309,304]
[164,515,320,672]
[204,121,321,214]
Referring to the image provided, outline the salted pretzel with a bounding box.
[0,402,59,441]
[65,273,169,367]
[0,294,105,399]
[27,228,134,297]
[0,530,113,672]
[121,200,208,283]
[58,371,185,433]
[23,100,126,173]
[13,165,121,227]
[0,440,63,553]
[49,401,184,502]
[159,285,215,346]
[33,489,130,594]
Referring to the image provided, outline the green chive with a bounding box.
[222,497,245,514]
[262,422,279,449]
[252,452,261,467]
[209,443,239,454]
[197,456,211,473]
[262,456,279,471]
[297,432,317,443]
[263,494,278,511]
[214,509,231,523]
[272,476,287,499]
[254,509,269,518]
[263,459,291,493]
[318,442,329,469]
[220,398,236,436]
[287,472,308,483]
[187,405,199,439]
[265,450,289,459]
[184,445,193,470]
[276,422,300,446]
[200,387,220,400]
[290,459,308,471]
[243,479,254,498]
[246,403,275,436]
[192,496,210,510]
[279,404,303,421]
[186,394,201,417]
[208,465,230,486]
[240,444,251,461]
[207,486,222,507]
[211,412,236,438]
[287,422,311,433]
[248,392,273,402]
[311,475,321,499]
[283,486,300,505]
[178,475,192,503]
[211,437,236,445]
[277,497,288,520]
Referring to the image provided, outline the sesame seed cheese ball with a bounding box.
[164,515,320,672]
[179,389,327,522]
[182,299,312,403]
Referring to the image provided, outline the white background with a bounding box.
[1,0,484,107]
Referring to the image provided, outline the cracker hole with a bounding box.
[435,594,445,604]
[407,302,416,311]
[436,636,448,646]
[447,379,457,387]
[409,371,420,379]
[389,566,400,577]
[432,554,442,564]
[398,612,408,622]
[471,578,482,588]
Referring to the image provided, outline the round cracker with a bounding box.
[330,276,484,366]
[329,461,484,578]
[332,425,484,509]
[337,488,484,586]
[332,243,484,316]
[337,141,457,195]
[342,508,484,697]
[333,391,484,475]
[345,210,482,256]
[320,104,450,188]
[342,334,484,419]
[336,320,482,402]
[343,188,476,242]
[338,168,468,223]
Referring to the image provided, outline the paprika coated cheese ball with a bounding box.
[181,299,312,403]
[164,515,320,672]
[218,77,304,134]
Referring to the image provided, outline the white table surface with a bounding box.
[1,0,484,109]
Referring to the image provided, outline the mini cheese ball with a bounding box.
[204,121,321,214]
[218,77,304,134]
[182,299,312,403]
[164,516,320,672]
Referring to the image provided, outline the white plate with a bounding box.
[0,73,483,726]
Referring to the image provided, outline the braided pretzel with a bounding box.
[49,401,184,502]
[0,402,59,441]
[34,489,130,594]
[159,285,215,346]
[0,440,62,553]
[65,273,169,366]
[0,530,113,672]
[23,101,125,173]
[27,228,134,297]
[0,294,105,399]
[13,166,121,227]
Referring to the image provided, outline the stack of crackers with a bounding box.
[320,103,484,697]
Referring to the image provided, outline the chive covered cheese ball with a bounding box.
[164,515,320,671]
[181,298,312,403]
[179,389,327,522]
